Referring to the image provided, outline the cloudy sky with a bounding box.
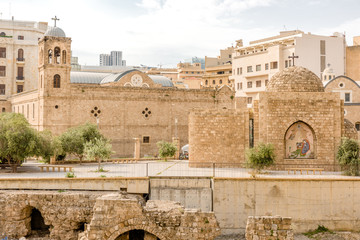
[1,0,359,67]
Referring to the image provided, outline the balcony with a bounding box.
[16,58,25,62]
[16,76,24,81]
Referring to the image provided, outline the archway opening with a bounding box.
[115,229,160,240]
[284,121,316,159]
[28,208,50,238]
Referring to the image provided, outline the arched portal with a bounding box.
[285,121,316,159]
[25,207,50,238]
[115,229,160,240]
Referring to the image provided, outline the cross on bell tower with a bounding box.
[51,16,60,27]
[288,52,299,66]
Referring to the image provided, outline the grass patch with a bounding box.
[94,167,109,173]
[65,171,76,178]
[57,189,66,193]
[99,175,106,178]
[304,225,333,238]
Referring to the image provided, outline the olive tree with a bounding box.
[157,141,177,161]
[246,142,275,172]
[337,138,360,176]
[59,123,103,164]
[36,130,64,163]
[84,137,113,170]
[0,113,39,172]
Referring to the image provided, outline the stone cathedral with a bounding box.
[4,24,234,157]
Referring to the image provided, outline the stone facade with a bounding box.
[0,190,220,240]
[346,38,360,81]
[245,216,293,240]
[189,67,345,169]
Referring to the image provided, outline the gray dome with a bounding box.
[44,26,66,37]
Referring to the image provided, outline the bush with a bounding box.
[157,141,177,161]
[246,143,275,171]
[337,138,360,176]
[65,171,76,178]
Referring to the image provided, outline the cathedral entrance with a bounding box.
[285,121,316,159]
[115,229,160,240]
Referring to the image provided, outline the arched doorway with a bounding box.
[115,229,160,240]
[284,121,316,159]
[26,207,50,238]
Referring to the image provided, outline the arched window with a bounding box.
[48,49,52,64]
[205,80,208,85]
[54,47,60,64]
[285,121,316,159]
[53,74,60,88]
[62,50,66,64]
[18,48,24,61]
[212,80,216,85]
[355,122,360,131]
[219,79,223,84]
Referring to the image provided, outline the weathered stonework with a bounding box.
[0,190,220,240]
[245,216,293,240]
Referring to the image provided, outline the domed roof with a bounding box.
[44,26,66,37]
[266,66,324,92]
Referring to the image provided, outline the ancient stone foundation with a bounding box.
[0,190,220,240]
[245,216,293,240]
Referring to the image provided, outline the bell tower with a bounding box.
[38,16,71,97]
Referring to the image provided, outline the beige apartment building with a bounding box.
[232,30,346,105]
[0,19,47,99]
[177,62,204,89]
[346,36,360,81]
[202,46,234,89]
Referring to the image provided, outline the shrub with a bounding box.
[156,141,177,161]
[337,138,360,176]
[65,171,76,178]
[246,143,275,171]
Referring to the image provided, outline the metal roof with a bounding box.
[148,75,174,87]
[70,72,110,84]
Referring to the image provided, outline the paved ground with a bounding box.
[0,160,356,179]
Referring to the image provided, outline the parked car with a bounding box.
[179,144,189,160]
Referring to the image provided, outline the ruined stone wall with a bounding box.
[189,107,249,166]
[0,190,220,240]
[245,216,293,240]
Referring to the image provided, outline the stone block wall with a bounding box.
[189,108,249,166]
[255,92,343,167]
[245,216,293,240]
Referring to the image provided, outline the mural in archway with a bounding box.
[285,121,315,159]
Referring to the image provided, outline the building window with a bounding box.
[142,107,151,119]
[17,85,23,93]
[48,49,53,64]
[355,122,360,131]
[17,48,24,61]
[345,93,351,103]
[18,35,24,40]
[205,80,208,85]
[320,40,326,55]
[265,63,269,70]
[240,67,242,75]
[17,67,24,80]
[240,82,243,90]
[247,97,252,104]
[143,136,150,143]
[219,79,222,84]
[212,80,216,85]
[285,60,288,68]
[247,81,252,88]
[90,106,102,117]
[270,61,278,69]
[0,66,5,76]
[54,47,61,64]
[0,48,6,58]
[2,107,5,112]
[256,64,261,71]
[191,71,194,74]
[256,80,261,87]
[53,74,61,88]
[62,50,66,64]
[339,83,344,88]
[247,66,253,73]
[320,56,326,72]
[185,71,188,74]
[0,84,5,95]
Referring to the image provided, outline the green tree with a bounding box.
[337,138,360,176]
[0,113,39,172]
[59,123,103,164]
[157,141,177,161]
[84,137,113,170]
[36,130,64,163]
[246,143,275,172]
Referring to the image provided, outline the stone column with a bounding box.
[172,137,180,159]
[134,138,141,159]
